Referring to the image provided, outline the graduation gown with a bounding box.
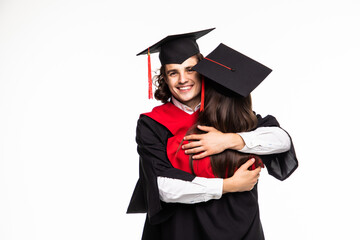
[127,102,298,239]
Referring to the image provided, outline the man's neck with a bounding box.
[171,96,200,115]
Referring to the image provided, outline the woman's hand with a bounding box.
[182,125,245,159]
[222,158,261,193]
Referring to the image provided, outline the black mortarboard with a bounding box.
[192,43,272,97]
[137,28,215,99]
[137,28,215,65]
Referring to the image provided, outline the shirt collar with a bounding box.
[171,96,201,115]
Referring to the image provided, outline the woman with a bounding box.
[187,78,264,178]
[159,43,298,239]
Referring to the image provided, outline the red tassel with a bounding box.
[200,76,205,112]
[147,48,153,99]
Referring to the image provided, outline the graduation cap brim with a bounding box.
[192,43,272,97]
[137,28,215,65]
[137,28,215,56]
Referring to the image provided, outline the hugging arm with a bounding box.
[182,114,298,180]
[183,126,290,158]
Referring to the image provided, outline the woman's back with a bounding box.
[189,80,260,178]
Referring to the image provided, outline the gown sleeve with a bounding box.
[256,114,299,181]
[127,115,196,224]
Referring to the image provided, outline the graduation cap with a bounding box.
[137,28,215,99]
[192,43,272,102]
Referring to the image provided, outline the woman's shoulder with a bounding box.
[254,112,280,127]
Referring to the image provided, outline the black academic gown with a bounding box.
[127,103,298,240]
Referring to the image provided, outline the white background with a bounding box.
[1,0,360,239]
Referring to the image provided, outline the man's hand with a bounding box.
[222,158,261,193]
[182,125,245,159]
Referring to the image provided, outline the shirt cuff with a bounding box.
[237,131,255,149]
[192,177,223,201]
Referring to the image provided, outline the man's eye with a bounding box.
[169,72,178,77]
[187,68,194,73]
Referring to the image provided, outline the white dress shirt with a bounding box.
[158,98,290,204]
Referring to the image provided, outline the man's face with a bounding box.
[164,55,201,109]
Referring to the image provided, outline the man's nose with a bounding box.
[178,71,187,83]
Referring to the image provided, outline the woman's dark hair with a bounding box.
[189,79,258,178]
[154,53,204,103]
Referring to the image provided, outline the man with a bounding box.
[127,28,298,239]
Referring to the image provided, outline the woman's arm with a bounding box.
[157,158,260,203]
[222,158,260,193]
